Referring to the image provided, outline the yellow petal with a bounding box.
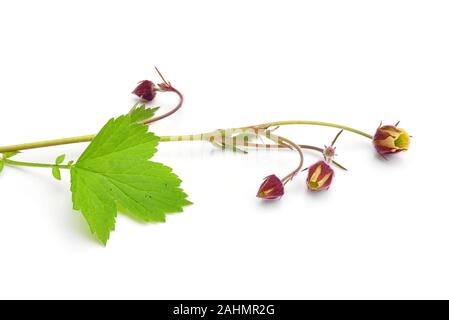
[310,165,322,182]
[317,173,332,188]
[395,129,410,150]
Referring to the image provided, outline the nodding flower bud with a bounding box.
[257,175,284,200]
[306,160,334,192]
[373,125,410,155]
[132,80,157,101]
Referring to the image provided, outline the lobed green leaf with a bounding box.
[70,108,190,245]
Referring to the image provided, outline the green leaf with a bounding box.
[52,166,61,180]
[0,160,4,174]
[55,154,66,165]
[70,113,191,245]
[128,104,159,123]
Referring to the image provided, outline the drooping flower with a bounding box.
[306,160,334,192]
[132,80,157,101]
[257,175,284,200]
[373,125,410,155]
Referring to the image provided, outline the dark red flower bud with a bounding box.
[257,175,284,200]
[132,80,157,101]
[373,125,410,155]
[306,160,334,191]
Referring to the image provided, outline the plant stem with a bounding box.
[0,121,372,153]
[3,158,71,169]
[243,142,347,171]
[259,130,304,184]
[0,135,96,153]
[251,121,373,139]
[159,133,214,142]
[144,85,184,125]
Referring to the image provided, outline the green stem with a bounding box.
[0,135,96,153]
[3,158,71,169]
[159,132,215,142]
[251,121,373,139]
[0,121,372,153]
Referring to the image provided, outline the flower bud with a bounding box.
[132,80,157,101]
[257,175,284,200]
[373,125,410,155]
[306,160,334,191]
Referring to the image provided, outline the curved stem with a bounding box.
[203,127,305,183]
[252,121,373,139]
[242,142,347,171]
[253,129,304,184]
[143,85,183,125]
[3,158,71,169]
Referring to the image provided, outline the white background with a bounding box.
[0,0,447,300]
